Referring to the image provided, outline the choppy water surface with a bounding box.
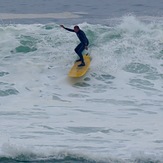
[0,1,163,162]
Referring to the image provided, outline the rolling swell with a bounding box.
[0,15,162,77]
[0,153,161,163]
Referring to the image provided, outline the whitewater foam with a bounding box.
[0,16,163,162]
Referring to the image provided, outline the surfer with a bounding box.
[60,25,89,67]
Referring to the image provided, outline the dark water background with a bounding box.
[0,0,163,24]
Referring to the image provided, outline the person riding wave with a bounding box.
[60,25,89,67]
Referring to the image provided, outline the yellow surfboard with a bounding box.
[68,54,91,78]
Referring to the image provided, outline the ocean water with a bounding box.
[0,1,163,163]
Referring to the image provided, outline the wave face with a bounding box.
[0,15,163,163]
[0,143,162,163]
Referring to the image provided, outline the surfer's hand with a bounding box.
[60,25,65,29]
[85,46,88,50]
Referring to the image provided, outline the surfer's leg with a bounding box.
[75,43,85,64]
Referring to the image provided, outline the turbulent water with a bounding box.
[0,1,163,162]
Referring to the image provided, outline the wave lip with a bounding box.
[0,12,81,20]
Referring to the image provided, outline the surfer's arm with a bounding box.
[60,25,74,32]
[64,27,74,32]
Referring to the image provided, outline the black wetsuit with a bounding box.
[64,27,89,64]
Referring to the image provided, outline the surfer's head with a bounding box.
[74,25,80,33]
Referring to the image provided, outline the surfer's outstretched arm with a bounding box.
[60,25,74,32]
